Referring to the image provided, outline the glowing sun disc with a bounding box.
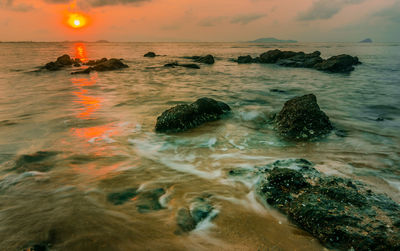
[68,13,87,28]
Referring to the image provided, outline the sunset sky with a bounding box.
[0,0,399,42]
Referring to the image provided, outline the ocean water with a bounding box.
[0,42,399,250]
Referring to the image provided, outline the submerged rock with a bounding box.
[313,54,361,73]
[136,188,166,213]
[176,196,215,233]
[107,187,165,213]
[144,52,157,57]
[71,58,128,74]
[107,188,138,205]
[164,62,200,69]
[236,49,360,73]
[192,55,215,64]
[155,97,231,133]
[256,159,400,251]
[10,151,59,173]
[275,94,333,140]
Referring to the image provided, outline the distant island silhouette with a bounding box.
[360,38,373,43]
[248,37,298,43]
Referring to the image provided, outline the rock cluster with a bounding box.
[71,58,128,74]
[256,159,400,251]
[43,54,81,71]
[235,49,360,73]
[155,97,231,133]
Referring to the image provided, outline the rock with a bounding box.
[155,97,231,133]
[71,67,92,75]
[163,62,200,69]
[237,55,254,64]
[275,94,333,140]
[190,197,214,223]
[144,52,156,57]
[84,58,108,66]
[259,49,285,63]
[270,89,286,93]
[176,196,215,233]
[10,151,59,173]
[136,188,166,213]
[238,49,360,73]
[313,54,360,73]
[55,54,73,66]
[176,208,197,232]
[194,55,215,64]
[44,62,61,71]
[257,159,400,251]
[23,243,49,251]
[107,188,138,205]
[92,58,128,71]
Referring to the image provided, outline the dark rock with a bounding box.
[92,58,128,71]
[23,243,49,251]
[163,62,200,69]
[107,188,138,205]
[84,58,108,66]
[237,55,254,64]
[275,94,333,140]
[270,89,286,93]
[376,117,385,121]
[164,62,179,68]
[144,52,156,57]
[55,54,73,66]
[190,197,214,223]
[155,97,231,133]
[194,55,215,64]
[257,159,400,251]
[238,49,360,73]
[179,63,200,69]
[71,67,92,75]
[136,188,166,213]
[10,151,59,173]
[176,208,197,232]
[44,62,61,71]
[176,196,215,233]
[314,54,360,73]
[259,49,285,63]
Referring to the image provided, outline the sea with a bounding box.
[0,42,399,250]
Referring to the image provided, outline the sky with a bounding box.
[0,0,399,42]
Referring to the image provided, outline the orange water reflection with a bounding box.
[74,43,88,62]
[68,43,124,179]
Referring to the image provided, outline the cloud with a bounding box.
[198,16,227,27]
[230,13,266,25]
[297,0,365,21]
[43,0,150,8]
[373,2,400,24]
[0,0,35,12]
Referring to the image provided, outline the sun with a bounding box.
[67,13,87,29]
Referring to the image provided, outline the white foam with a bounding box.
[239,110,261,121]
[210,153,272,161]
[129,138,222,179]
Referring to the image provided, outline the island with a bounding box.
[248,37,298,43]
[360,38,373,43]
